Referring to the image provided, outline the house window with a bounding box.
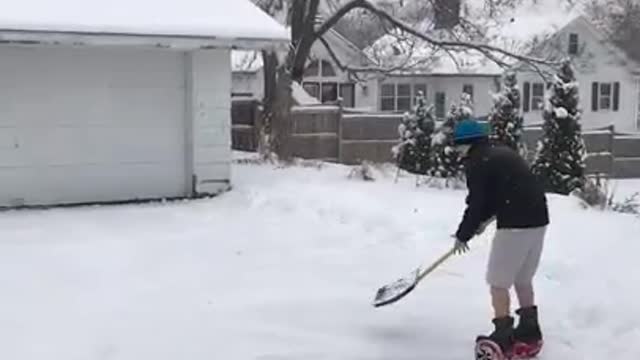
[302,81,355,106]
[321,83,338,103]
[591,82,620,112]
[523,82,546,112]
[380,83,421,112]
[304,59,336,77]
[463,84,474,100]
[302,59,355,107]
[381,84,396,111]
[413,84,427,104]
[531,83,545,110]
[304,60,320,77]
[303,82,320,99]
[397,84,412,111]
[568,33,579,55]
[435,92,446,119]
[600,83,612,110]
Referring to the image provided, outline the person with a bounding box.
[450,118,550,357]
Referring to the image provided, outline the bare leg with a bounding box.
[491,286,511,318]
[514,282,535,308]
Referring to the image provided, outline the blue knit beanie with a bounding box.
[453,119,489,145]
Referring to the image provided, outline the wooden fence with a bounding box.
[231,100,640,178]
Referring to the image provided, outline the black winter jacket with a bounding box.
[455,142,549,242]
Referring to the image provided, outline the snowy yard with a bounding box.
[0,153,639,360]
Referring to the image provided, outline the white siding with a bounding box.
[519,69,636,132]
[518,18,640,133]
[0,46,189,207]
[355,78,378,111]
[188,50,232,195]
[377,75,500,117]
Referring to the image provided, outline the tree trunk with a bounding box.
[258,51,294,162]
[434,0,460,29]
[272,67,294,161]
[257,0,319,161]
[258,50,278,160]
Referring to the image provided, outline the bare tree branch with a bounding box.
[359,1,557,66]
[314,0,560,72]
[318,35,414,75]
[315,0,366,39]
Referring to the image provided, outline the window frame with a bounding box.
[463,83,474,100]
[302,58,356,107]
[591,81,620,113]
[568,33,579,55]
[531,82,545,111]
[379,82,429,112]
[599,83,612,110]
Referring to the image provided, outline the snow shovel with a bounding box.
[372,247,456,308]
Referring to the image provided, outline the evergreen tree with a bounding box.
[392,91,435,175]
[428,93,472,180]
[531,60,587,195]
[489,71,525,154]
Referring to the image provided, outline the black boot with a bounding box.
[514,306,543,344]
[476,316,515,354]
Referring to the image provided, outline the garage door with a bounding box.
[0,46,188,207]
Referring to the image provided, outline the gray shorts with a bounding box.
[486,226,546,289]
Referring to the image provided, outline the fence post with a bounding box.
[608,125,615,177]
[250,99,259,151]
[337,100,344,164]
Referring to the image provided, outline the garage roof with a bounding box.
[0,0,289,49]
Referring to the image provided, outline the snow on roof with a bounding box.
[291,81,321,106]
[0,0,289,44]
[365,0,583,75]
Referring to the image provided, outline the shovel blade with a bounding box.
[372,268,420,307]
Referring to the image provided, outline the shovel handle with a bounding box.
[417,247,456,282]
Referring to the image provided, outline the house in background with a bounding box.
[232,28,378,109]
[232,31,502,118]
[515,15,640,133]
[371,61,502,120]
[232,3,640,134]
[0,0,289,208]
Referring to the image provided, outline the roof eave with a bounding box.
[0,29,290,51]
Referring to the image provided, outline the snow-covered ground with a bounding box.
[0,153,639,360]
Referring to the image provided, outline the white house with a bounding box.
[0,0,289,208]
[514,15,640,133]
[370,57,502,119]
[231,28,503,117]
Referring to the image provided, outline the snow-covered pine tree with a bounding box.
[489,71,526,154]
[428,93,472,181]
[531,60,587,195]
[392,91,435,175]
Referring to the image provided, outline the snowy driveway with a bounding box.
[0,161,639,359]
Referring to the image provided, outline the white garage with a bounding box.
[0,0,289,207]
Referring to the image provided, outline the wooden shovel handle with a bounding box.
[417,247,456,282]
